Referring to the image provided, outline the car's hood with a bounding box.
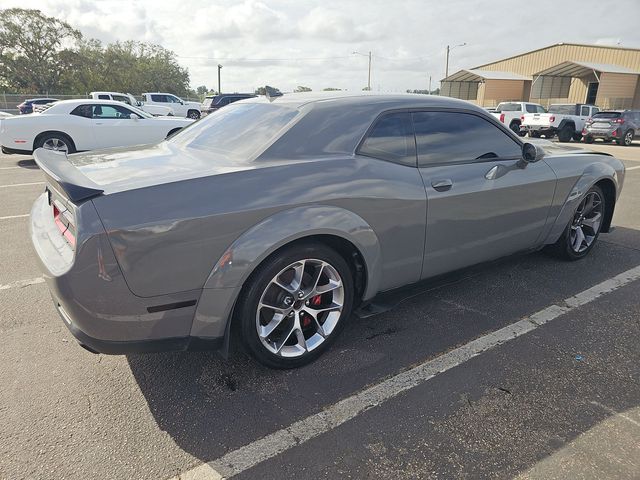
[67,142,258,194]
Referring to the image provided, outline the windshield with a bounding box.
[496,103,520,112]
[548,105,577,115]
[170,103,299,159]
[592,112,621,119]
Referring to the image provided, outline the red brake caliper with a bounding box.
[302,295,322,327]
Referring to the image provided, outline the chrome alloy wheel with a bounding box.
[256,259,344,358]
[624,130,633,146]
[570,191,603,253]
[42,137,68,152]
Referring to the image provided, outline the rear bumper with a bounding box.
[1,145,32,155]
[523,125,557,134]
[30,192,224,355]
[584,127,618,139]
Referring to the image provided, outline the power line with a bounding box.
[177,55,354,62]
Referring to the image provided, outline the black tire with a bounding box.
[237,242,354,369]
[187,110,201,120]
[544,185,605,261]
[558,125,574,142]
[584,135,594,144]
[508,121,521,135]
[34,133,76,154]
[617,129,634,146]
[572,132,583,142]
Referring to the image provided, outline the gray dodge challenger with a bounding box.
[30,93,625,368]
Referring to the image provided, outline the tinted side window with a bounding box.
[358,112,416,166]
[413,111,521,166]
[536,105,547,113]
[151,94,166,102]
[525,104,537,113]
[92,104,138,119]
[98,94,110,100]
[580,106,590,116]
[70,105,93,118]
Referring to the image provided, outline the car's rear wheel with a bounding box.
[558,125,574,142]
[545,185,605,260]
[584,135,594,144]
[187,110,201,120]
[237,243,354,368]
[35,133,75,154]
[617,129,634,146]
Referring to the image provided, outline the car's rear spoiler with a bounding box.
[33,148,104,202]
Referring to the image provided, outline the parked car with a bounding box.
[201,93,257,115]
[142,93,201,119]
[0,99,193,155]
[29,93,623,368]
[90,92,174,117]
[583,110,639,146]
[17,98,59,114]
[522,104,599,142]
[491,102,546,136]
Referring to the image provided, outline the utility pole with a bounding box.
[445,43,466,78]
[367,51,371,91]
[217,64,223,94]
[445,45,450,78]
[429,75,432,94]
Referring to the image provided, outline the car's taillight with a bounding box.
[499,113,505,123]
[520,115,525,122]
[585,117,593,125]
[52,202,76,247]
[613,118,625,124]
[549,116,555,122]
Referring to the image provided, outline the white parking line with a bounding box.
[626,165,640,171]
[0,166,23,170]
[0,277,44,291]
[0,181,44,188]
[0,214,29,221]
[169,264,640,480]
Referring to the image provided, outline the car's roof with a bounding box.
[242,91,485,112]
[49,99,134,106]
[26,98,57,102]
[91,91,130,95]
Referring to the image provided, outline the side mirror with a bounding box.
[522,142,544,163]
[129,113,138,120]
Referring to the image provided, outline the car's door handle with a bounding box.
[431,179,453,191]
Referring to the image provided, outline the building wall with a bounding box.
[481,79,527,106]
[475,44,640,108]
[596,72,639,109]
[476,44,640,76]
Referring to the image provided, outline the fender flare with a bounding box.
[191,205,382,340]
[557,119,575,131]
[544,163,620,244]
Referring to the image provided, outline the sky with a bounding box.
[5,0,640,93]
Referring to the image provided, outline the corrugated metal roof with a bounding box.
[442,69,531,82]
[535,61,640,76]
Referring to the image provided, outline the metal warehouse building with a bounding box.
[441,43,640,109]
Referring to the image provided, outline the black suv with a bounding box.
[583,110,639,146]
[201,93,256,115]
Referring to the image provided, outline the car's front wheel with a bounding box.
[545,185,605,260]
[237,243,354,368]
[187,110,201,120]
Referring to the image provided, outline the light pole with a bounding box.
[217,64,223,94]
[445,43,466,78]
[353,51,372,90]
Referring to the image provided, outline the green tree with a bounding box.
[255,86,282,96]
[0,8,81,92]
[294,85,312,92]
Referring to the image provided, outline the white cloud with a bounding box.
[3,0,640,93]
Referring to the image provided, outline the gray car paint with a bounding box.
[29,93,625,350]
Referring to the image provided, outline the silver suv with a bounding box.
[583,110,639,146]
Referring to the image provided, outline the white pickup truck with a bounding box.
[491,102,546,136]
[141,93,201,119]
[89,92,173,117]
[521,103,600,142]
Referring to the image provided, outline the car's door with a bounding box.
[414,110,557,279]
[166,94,187,116]
[90,104,149,149]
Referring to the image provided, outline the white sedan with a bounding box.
[0,99,193,155]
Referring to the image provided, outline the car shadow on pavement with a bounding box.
[126,227,640,474]
[17,159,38,169]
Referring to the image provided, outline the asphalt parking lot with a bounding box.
[1,139,639,480]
